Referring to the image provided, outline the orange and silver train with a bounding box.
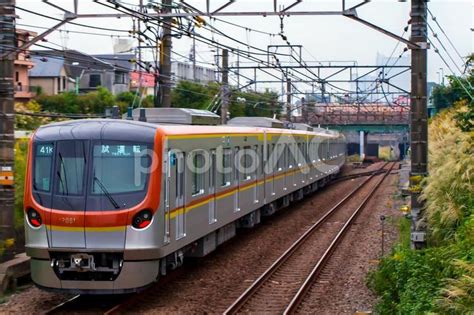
[24,109,346,294]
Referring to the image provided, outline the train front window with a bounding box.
[55,141,86,195]
[91,143,150,195]
[33,143,54,192]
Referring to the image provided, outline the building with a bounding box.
[130,71,156,96]
[29,56,74,95]
[171,61,215,84]
[30,50,134,95]
[14,29,38,103]
[93,54,134,94]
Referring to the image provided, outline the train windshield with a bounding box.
[32,141,152,211]
[91,143,151,195]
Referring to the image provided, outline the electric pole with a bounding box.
[159,0,172,107]
[0,0,16,248]
[192,35,196,82]
[221,49,229,124]
[286,78,292,122]
[409,0,429,249]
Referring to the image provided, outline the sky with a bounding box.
[15,0,474,96]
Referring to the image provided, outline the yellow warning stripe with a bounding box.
[49,225,125,232]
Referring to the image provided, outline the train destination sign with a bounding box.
[94,144,145,157]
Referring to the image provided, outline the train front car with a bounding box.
[24,119,163,294]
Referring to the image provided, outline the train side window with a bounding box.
[191,151,205,196]
[254,145,261,178]
[221,148,232,187]
[241,146,252,181]
[33,143,54,192]
[271,144,276,172]
[277,144,284,171]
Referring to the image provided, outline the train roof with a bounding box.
[34,119,342,142]
[34,119,159,143]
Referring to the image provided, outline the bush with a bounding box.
[14,140,28,229]
[369,105,474,313]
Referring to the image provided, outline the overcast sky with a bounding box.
[16,0,473,94]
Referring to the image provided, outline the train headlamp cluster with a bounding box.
[132,210,153,229]
[27,208,42,228]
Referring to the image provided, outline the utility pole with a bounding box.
[286,78,292,122]
[137,0,143,106]
[192,35,196,82]
[221,49,229,124]
[236,49,240,89]
[409,0,429,249]
[158,0,172,107]
[0,0,16,249]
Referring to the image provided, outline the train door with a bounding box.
[50,140,87,248]
[175,152,185,239]
[254,145,261,204]
[164,150,171,244]
[233,147,240,212]
[271,143,276,196]
[209,150,217,223]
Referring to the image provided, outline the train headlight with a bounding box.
[27,208,42,228]
[132,210,153,229]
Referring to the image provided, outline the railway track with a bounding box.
[42,294,125,315]
[42,162,395,314]
[224,162,396,314]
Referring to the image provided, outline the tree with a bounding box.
[431,54,473,131]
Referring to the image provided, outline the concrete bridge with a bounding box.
[294,104,410,159]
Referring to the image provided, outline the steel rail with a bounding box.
[283,162,396,314]
[223,162,390,314]
[42,295,81,314]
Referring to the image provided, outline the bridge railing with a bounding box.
[295,104,410,125]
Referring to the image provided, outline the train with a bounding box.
[24,108,346,294]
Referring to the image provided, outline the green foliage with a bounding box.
[431,54,474,131]
[14,140,28,229]
[230,88,279,118]
[171,80,218,109]
[171,80,279,118]
[15,101,52,130]
[36,87,116,115]
[369,106,474,313]
[431,75,473,112]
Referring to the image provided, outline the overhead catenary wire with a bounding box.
[15,5,131,33]
[427,8,467,70]
[426,36,474,101]
[15,1,411,114]
[425,16,471,85]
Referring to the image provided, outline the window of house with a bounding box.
[191,151,205,196]
[15,72,19,82]
[62,77,66,90]
[114,72,125,84]
[89,74,101,87]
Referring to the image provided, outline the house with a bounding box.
[14,29,38,103]
[29,50,134,95]
[130,71,156,96]
[29,56,74,95]
[93,54,134,94]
